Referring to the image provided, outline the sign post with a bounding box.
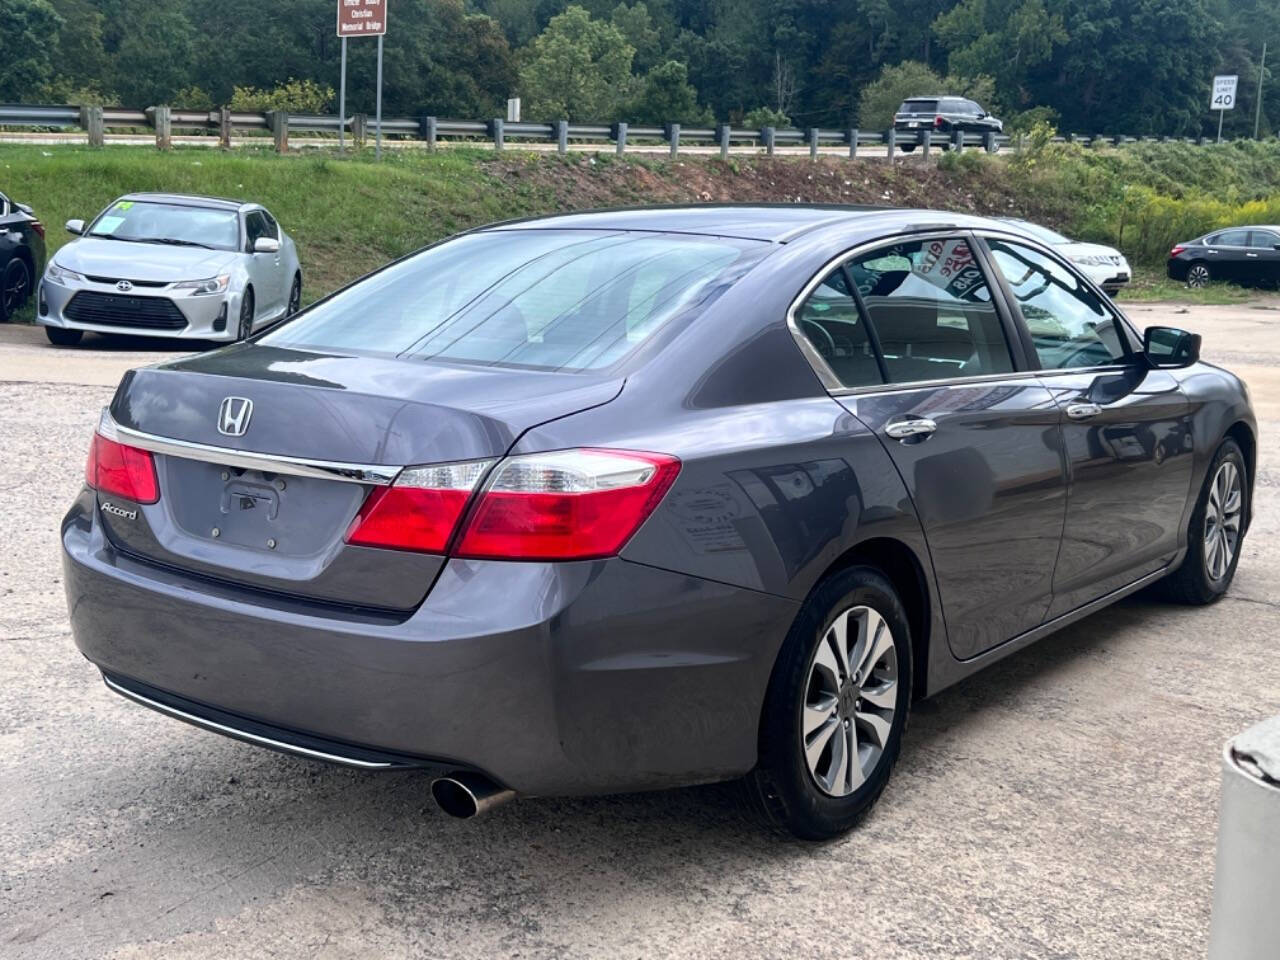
[1212,74,1238,143]
[336,0,388,157]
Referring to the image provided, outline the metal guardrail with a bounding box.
[0,102,1234,156]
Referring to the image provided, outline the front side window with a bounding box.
[1248,230,1279,248]
[986,238,1128,370]
[846,237,1014,383]
[87,199,240,251]
[794,266,883,388]
[245,212,269,249]
[263,229,767,371]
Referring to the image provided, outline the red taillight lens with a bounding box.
[86,432,159,504]
[1170,245,1186,257]
[456,449,680,561]
[934,115,944,127]
[345,460,493,554]
[30,219,45,239]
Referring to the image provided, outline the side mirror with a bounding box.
[252,236,280,254]
[1144,325,1200,368]
[65,219,85,235]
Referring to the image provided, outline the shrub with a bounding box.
[229,79,334,114]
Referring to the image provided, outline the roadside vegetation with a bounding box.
[9,137,1280,325]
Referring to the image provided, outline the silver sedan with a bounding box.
[37,193,302,346]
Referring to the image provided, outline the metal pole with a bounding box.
[339,37,346,152]
[375,34,383,160]
[1256,42,1267,140]
[1218,106,1225,144]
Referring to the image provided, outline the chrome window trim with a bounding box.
[103,412,400,485]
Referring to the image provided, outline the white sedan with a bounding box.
[37,193,302,346]
[1000,218,1131,294]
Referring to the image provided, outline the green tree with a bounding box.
[612,2,663,72]
[109,0,195,105]
[933,0,1067,111]
[519,5,635,119]
[0,0,62,101]
[626,60,712,123]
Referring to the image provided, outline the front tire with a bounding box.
[743,566,912,840]
[1186,262,1211,289]
[236,288,254,341]
[899,143,916,153]
[1159,438,1248,604]
[287,274,302,317]
[1,258,31,321]
[45,326,84,346]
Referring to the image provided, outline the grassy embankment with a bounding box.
[7,138,1280,322]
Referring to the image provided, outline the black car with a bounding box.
[1168,226,1280,289]
[893,96,1003,151]
[0,190,46,322]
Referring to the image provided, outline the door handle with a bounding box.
[885,417,937,440]
[1065,401,1102,420]
[1247,252,1259,258]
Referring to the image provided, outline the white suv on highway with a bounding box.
[37,193,302,347]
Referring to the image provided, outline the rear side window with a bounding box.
[986,239,1128,370]
[846,238,1014,383]
[794,267,883,388]
[1215,229,1249,246]
[263,229,767,371]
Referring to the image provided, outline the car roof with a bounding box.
[487,204,1023,243]
[117,192,250,211]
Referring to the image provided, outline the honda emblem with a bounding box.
[217,397,253,437]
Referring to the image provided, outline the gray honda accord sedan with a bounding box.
[63,206,1255,839]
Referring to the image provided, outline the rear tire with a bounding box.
[1,258,31,321]
[287,274,302,317]
[899,143,916,153]
[1159,438,1247,604]
[743,566,912,840]
[1186,262,1211,289]
[45,326,83,346]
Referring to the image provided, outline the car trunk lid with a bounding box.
[100,343,622,610]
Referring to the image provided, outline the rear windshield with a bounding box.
[899,99,938,114]
[88,199,240,251]
[263,229,767,371]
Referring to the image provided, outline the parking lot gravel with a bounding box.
[2,301,1278,960]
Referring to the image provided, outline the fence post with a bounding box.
[80,105,104,147]
[614,121,627,155]
[952,128,963,152]
[921,128,931,160]
[556,120,568,155]
[152,105,171,150]
[718,123,730,159]
[269,110,288,153]
[806,127,818,161]
[1197,134,1206,146]
[352,113,367,148]
[847,128,858,158]
[885,128,896,162]
[490,118,504,152]
[668,123,680,157]
[421,116,437,150]
[985,130,997,153]
[218,106,232,148]
[763,126,775,156]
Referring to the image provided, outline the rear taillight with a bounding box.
[86,429,159,504]
[1170,245,1186,257]
[30,219,45,239]
[456,449,680,561]
[934,115,944,127]
[345,459,494,554]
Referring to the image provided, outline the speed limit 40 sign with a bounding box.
[1212,75,1239,111]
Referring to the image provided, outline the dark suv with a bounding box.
[893,96,1003,151]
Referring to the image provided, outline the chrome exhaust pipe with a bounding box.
[431,772,515,819]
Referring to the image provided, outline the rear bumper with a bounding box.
[62,490,797,796]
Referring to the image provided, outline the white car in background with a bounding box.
[1000,218,1131,294]
[37,193,301,347]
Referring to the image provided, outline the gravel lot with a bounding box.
[2,301,1278,960]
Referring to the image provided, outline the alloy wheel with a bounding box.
[1204,460,1243,581]
[1187,264,1210,289]
[802,604,899,798]
[238,292,253,340]
[3,260,29,315]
